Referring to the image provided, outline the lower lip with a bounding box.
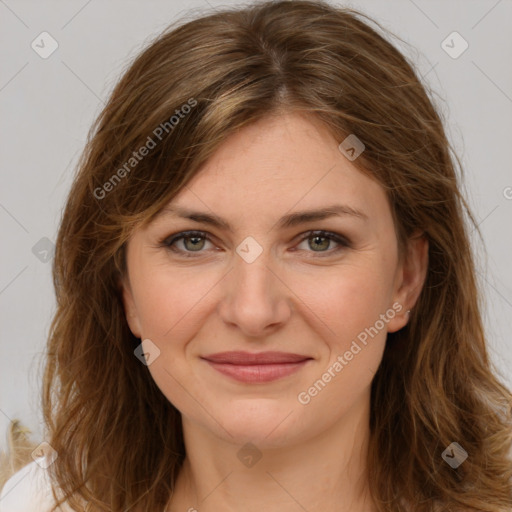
[204,360,310,383]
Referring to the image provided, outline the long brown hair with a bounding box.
[41,1,512,510]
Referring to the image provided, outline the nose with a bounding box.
[217,250,292,338]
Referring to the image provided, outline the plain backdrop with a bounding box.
[1,0,511,452]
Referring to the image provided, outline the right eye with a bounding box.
[160,230,216,257]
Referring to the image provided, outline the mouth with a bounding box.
[200,351,313,383]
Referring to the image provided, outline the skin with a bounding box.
[121,112,428,512]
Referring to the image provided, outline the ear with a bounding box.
[386,230,429,333]
[119,275,142,339]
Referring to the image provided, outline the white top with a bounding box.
[0,458,70,512]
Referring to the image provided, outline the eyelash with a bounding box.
[160,230,351,258]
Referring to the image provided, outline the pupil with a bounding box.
[186,236,204,251]
[311,236,328,251]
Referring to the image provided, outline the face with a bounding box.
[121,112,427,448]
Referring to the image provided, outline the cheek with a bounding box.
[132,266,218,340]
[132,269,213,414]
[297,260,396,342]
[294,261,394,393]
[134,253,396,359]
[295,273,390,413]
[132,248,395,393]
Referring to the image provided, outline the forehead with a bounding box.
[155,112,390,230]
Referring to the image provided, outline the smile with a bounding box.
[201,351,313,383]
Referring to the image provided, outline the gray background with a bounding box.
[1,0,511,451]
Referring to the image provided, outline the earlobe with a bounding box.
[387,231,429,333]
[120,278,142,338]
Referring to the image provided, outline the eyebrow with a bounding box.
[154,203,368,231]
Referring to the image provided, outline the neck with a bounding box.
[167,392,378,512]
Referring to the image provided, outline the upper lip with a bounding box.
[201,351,312,365]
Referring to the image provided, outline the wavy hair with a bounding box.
[41,1,512,510]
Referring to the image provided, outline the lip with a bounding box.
[201,351,312,383]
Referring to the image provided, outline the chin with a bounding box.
[209,401,307,447]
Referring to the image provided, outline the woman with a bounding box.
[1,1,510,511]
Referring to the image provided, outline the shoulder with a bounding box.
[0,457,70,512]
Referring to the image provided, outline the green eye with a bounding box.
[163,231,212,256]
[161,230,350,258]
[295,230,350,255]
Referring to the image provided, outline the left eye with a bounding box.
[161,230,350,257]
[295,231,349,254]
